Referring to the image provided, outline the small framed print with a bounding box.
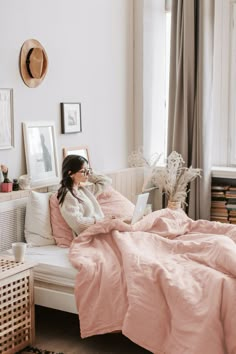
[0,88,14,149]
[63,145,91,167]
[61,102,82,134]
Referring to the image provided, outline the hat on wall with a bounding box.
[20,39,48,88]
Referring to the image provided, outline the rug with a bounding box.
[16,346,64,354]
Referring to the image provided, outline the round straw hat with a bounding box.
[20,39,48,88]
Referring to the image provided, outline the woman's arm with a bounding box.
[87,172,112,197]
[59,192,98,235]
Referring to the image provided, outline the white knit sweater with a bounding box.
[59,172,112,236]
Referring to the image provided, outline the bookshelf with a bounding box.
[211,168,236,223]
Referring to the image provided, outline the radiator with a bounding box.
[107,167,145,203]
[0,198,28,252]
[0,167,146,253]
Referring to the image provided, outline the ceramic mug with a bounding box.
[12,242,27,262]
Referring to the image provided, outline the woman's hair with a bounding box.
[57,154,88,205]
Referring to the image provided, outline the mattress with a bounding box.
[5,245,77,287]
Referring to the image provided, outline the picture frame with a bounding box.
[63,145,91,167]
[0,88,14,149]
[22,121,60,188]
[61,102,82,134]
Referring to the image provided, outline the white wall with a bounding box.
[0,0,133,182]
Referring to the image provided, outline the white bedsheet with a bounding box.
[6,245,77,287]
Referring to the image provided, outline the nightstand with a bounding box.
[0,256,36,354]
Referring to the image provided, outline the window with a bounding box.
[212,0,235,167]
[143,0,171,164]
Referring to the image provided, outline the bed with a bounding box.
[1,166,236,354]
[0,167,158,315]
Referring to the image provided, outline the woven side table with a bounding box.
[0,257,36,354]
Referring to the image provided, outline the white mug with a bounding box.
[12,242,27,262]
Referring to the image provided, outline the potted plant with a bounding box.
[0,164,13,192]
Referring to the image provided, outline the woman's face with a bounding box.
[70,162,89,186]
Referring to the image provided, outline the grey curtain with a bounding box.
[168,0,215,220]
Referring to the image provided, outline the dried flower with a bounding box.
[151,151,201,205]
[128,147,162,169]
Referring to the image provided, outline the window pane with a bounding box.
[143,0,171,164]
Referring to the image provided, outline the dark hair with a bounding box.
[57,154,88,205]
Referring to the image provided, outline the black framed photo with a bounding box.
[60,102,82,134]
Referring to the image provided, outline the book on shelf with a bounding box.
[225,192,236,198]
[211,191,225,196]
[211,200,226,208]
[229,186,236,191]
[226,203,236,210]
[211,185,230,191]
[229,210,236,216]
[210,217,229,223]
[225,197,236,202]
[211,197,227,202]
[211,185,230,192]
[211,209,228,216]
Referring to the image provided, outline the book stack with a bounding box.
[225,187,236,224]
[211,185,229,223]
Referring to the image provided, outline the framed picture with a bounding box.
[61,102,82,134]
[0,88,14,149]
[23,121,60,188]
[63,145,91,167]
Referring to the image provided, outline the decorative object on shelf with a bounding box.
[60,102,82,134]
[13,178,19,191]
[0,164,13,192]
[1,183,13,192]
[19,39,48,88]
[0,88,14,149]
[151,151,201,207]
[18,175,31,190]
[22,121,59,188]
[63,145,91,167]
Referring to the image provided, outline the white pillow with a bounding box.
[24,191,55,246]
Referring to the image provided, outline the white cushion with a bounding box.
[24,191,55,246]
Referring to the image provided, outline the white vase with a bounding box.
[167,201,182,210]
[18,175,31,190]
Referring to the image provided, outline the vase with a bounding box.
[167,201,182,210]
[1,182,13,192]
[18,174,31,190]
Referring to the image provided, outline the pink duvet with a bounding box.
[69,208,236,354]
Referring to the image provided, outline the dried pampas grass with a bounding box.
[128,147,162,169]
[151,151,201,205]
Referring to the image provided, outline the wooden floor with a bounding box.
[34,306,152,354]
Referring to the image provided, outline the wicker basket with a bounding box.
[0,258,35,354]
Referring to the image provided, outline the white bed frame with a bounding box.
[0,167,161,314]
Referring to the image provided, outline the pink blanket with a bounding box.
[69,208,236,354]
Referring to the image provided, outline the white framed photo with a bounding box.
[22,121,60,188]
[0,88,14,149]
[60,102,82,134]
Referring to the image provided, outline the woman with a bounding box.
[57,154,112,235]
